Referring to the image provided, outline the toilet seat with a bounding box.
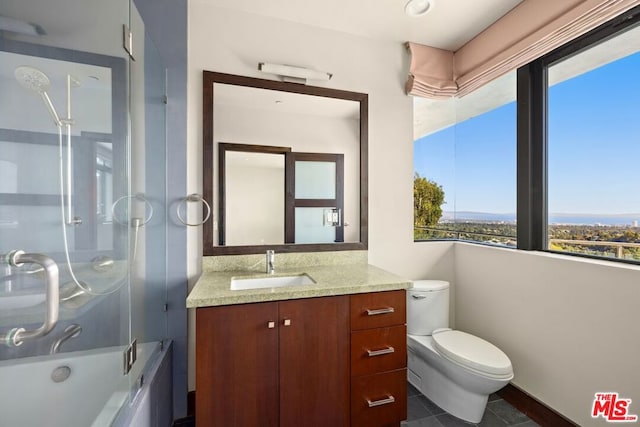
[432,330,513,379]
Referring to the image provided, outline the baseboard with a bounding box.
[173,392,195,427]
[497,383,579,426]
[187,391,196,417]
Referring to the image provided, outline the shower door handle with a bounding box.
[2,250,59,347]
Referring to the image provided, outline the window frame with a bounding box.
[517,5,640,264]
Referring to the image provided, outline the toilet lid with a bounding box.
[432,330,513,378]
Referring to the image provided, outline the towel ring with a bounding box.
[111,193,154,226]
[177,194,211,227]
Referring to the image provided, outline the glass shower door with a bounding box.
[0,0,137,425]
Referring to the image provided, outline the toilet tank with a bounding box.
[407,280,449,336]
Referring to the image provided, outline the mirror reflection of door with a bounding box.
[218,143,345,246]
[219,143,290,246]
[285,152,344,244]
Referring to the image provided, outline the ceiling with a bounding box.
[214,83,360,120]
[206,0,524,50]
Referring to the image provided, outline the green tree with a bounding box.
[414,173,445,227]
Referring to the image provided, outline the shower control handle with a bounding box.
[2,250,59,347]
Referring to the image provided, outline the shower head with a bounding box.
[14,66,61,126]
[14,66,50,93]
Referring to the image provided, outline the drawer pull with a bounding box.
[366,307,395,316]
[367,395,395,408]
[366,346,395,357]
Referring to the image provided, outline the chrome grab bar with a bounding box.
[2,250,59,347]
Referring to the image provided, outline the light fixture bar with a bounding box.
[258,62,332,82]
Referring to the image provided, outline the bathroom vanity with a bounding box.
[187,263,410,427]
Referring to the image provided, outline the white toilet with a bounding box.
[407,280,514,423]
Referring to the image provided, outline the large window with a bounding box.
[415,6,640,264]
[414,71,517,246]
[546,23,640,261]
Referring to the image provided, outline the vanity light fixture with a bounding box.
[404,0,433,17]
[258,62,332,84]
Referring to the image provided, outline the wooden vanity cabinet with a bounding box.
[350,290,407,427]
[195,290,407,427]
[196,295,350,427]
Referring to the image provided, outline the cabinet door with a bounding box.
[196,303,279,427]
[351,369,407,427]
[350,290,406,331]
[279,296,350,427]
[351,325,407,377]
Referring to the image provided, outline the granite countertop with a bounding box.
[186,263,412,308]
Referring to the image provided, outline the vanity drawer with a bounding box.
[351,325,407,377]
[350,290,406,330]
[351,368,407,427]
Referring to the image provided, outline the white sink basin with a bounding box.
[230,274,315,290]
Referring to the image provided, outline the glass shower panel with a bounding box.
[0,0,135,425]
[128,21,168,357]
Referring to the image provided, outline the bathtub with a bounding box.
[0,341,158,427]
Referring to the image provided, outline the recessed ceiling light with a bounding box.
[405,0,432,17]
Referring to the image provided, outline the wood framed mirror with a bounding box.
[202,71,368,255]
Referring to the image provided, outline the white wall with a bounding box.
[187,3,456,390]
[455,243,640,426]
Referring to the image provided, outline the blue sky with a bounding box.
[414,50,640,216]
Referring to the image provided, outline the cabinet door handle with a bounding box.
[366,346,395,357]
[267,321,275,329]
[367,395,395,408]
[283,319,291,326]
[366,307,394,316]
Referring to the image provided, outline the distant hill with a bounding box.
[441,211,640,226]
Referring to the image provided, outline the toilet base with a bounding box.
[408,347,490,423]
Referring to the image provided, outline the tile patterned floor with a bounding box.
[402,383,540,427]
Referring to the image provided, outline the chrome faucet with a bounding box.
[266,250,275,274]
[50,324,82,354]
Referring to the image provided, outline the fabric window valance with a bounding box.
[406,0,640,98]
